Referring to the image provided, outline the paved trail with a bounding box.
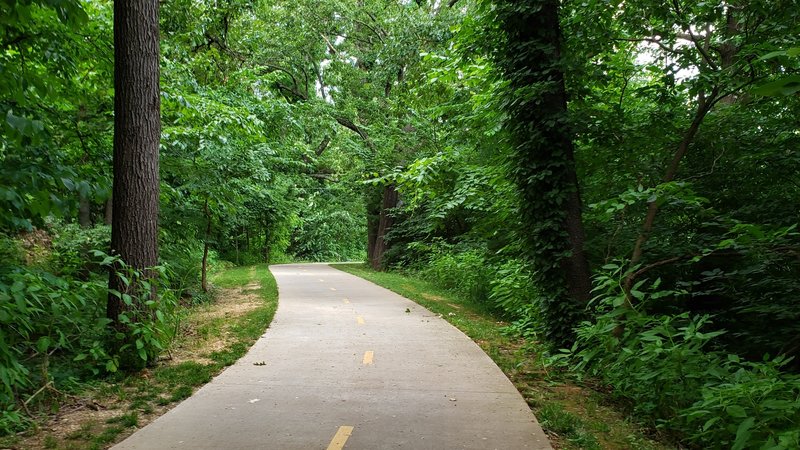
[114,264,550,449]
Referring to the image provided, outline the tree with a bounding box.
[492,0,592,346]
[107,0,161,342]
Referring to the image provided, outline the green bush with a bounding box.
[417,243,489,302]
[0,234,23,268]
[682,357,800,449]
[0,267,108,433]
[160,238,204,296]
[0,252,179,435]
[291,209,366,262]
[50,223,111,277]
[558,266,800,449]
[488,258,538,315]
[102,253,179,370]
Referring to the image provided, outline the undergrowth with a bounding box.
[0,264,278,449]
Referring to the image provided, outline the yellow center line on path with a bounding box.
[326,426,354,450]
[356,316,365,325]
[343,299,350,304]
[362,351,374,365]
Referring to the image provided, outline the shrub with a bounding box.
[291,209,366,261]
[50,223,111,277]
[417,243,489,302]
[681,357,800,449]
[488,258,537,315]
[557,265,800,448]
[0,233,23,268]
[160,238,204,296]
[0,267,108,434]
[0,253,178,435]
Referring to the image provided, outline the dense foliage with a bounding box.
[2,0,799,446]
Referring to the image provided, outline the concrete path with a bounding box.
[114,264,551,449]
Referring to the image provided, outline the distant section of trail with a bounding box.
[114,263,551,449]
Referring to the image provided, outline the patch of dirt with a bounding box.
[168,284,262,366]
[10,395,176,450]
[18,228,52,266]
[420,292,446,302]
[193,286,262,321]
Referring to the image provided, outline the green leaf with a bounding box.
[727,405,747,418]
[732,417,755,450]
[36,336,51,353]
[752,76,800,96]
[702,416,720,431]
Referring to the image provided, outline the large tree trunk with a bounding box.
[78,194,92,228]
[104,197,113,225]
[370,184,398,270]
[365,185,381,266]
[107,0,161,331]
[497,0,592,346]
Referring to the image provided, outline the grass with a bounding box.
[9,264,279,450]
[332,263,673,450]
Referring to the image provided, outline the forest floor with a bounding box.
[332,264,676,450]
[0,265,278,450]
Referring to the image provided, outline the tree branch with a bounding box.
[314,135,331,156]
[335,116,375,150]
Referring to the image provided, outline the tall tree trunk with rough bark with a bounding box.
[495,0,592,346]
[107,0,161,337]
[78,195,91,228]
[104,197,113,225]
[370,184,398,270]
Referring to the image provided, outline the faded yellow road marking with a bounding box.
[330,287,337,291]
[343,298,350,304]
[356,316,365,325]
[362,351,374,365]
[327,426,354,450]
[318,279,325,282]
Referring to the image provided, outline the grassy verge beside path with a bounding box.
[331,263,672,450]
[2,264,278,450]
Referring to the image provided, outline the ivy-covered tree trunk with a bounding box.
[495,0,592,346]
[107,0,161,335]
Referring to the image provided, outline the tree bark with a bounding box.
[370,184,398,270]
[562,149,593,308]
[78,194,91,228]
[497,0,592,345]
[107,0,161,328]
[104,197,113,225]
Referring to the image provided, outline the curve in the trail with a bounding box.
[114,263,551,450]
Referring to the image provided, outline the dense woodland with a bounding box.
[2,0,799,447]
